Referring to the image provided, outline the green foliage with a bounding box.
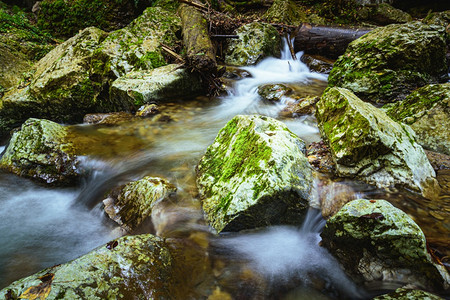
[309,0,359,24]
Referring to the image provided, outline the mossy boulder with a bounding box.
[374,288,444,299]
[0,118,81,185]
[224,22,281,66]
[316,87,439,197]
[357,3,412,25]
[321,199,450,291]
[257,84,293,102]
[37,0,151,39]
[0,43,31,89]
[263,0,324,26]
[103,176,177,232]
[92,7,181,79]
[110,64,204,106]
[0,234,173,299]
[328,22,448,103]
[384,83,450,155]
[196,115,313,233]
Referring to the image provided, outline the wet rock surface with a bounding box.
[321,199,450,291]
[384,83,450,155]
[224,22,281,66]
[0,118,81,185]
[0,234,173,299]
[328,22,448,103]
[316,87,439,198]
[196,115,313,233]
[103,176,177,232]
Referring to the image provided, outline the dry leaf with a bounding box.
[19,273,54,300]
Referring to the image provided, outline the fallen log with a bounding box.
[294,23,372,59]
[178,2,217,74]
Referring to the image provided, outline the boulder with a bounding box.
[257,84,293,102]
[92,7,181,79]
[103,176,177,232]
[384,83,450,155]
[0,118,81,185]
[423,10,450,29]
[300,54,333,74]
[196,115,313,233]
[0,43,31,90]
[263,0,325,26]
[328,22,448,103]
[279,96,320,117]
[0,234,173,299]
[316,87,439,198]
[357,3,412,25]
[224,22,281,66]
[0,7,182,139]
[321,199,450,291]
[110,64,204,106]
[374,288,444,299]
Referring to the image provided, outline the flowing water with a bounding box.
[0,40,448,298]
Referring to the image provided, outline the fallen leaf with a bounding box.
[360,212,384,220]
[19,273,54,300]
[106,240,118,250]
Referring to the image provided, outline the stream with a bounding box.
[0,40,448,298]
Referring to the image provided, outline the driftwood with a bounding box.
[178,1,217,73]
[294,23,372,59]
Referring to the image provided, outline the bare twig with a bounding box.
[161,44,185,63]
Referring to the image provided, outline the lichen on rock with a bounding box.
[103,176,177,232]
[328,21,448,103]
[224,22,281,66]
[321,199,450,291]
[196,114,313,233]
[316,87,439,198]
[0,234,173,299]
[383,83,450,155]
[0,118,81,185]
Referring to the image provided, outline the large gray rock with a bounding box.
[0,118,81,185]
[321,199,450,291]
[110,64,204,106]
[384,83,450,155]
[103,176,177,232]
[196,115,313,233]
[0,7,182,139]
[316,87,439,198]
[0,234,173,299]
[224,22,281,66]
[328,22,448,103]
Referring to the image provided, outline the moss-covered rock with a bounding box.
[257,84,293,102]
[280,96,320,117]
[384,83,450,155]
[224,22,281,66]
[357,3,412,25]
[196,115,313,233]
[103,176,177,232]
[423,10,450,29]
[110,64,204,107]
[0,118,81,185]
[37,0,151,39]
[0,43,31,89]
[92,7,181,79]
[374,288,444,299]
[263,0,324,26]
[328,22,448,103]
[321,199,450,291]
[0,234,173,299]
[316,87,439,197]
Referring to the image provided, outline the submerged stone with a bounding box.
[0,234,173,299]
[0,118,81,185]
[384,83,450,155]
[316,87,439,198]
[103,176,177,232]
[374,288,444,299]
[328,22,447,103]
[224,22,281,66]
[321,199,450,291]
[196,115,313,233]
[110,64,204,106]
